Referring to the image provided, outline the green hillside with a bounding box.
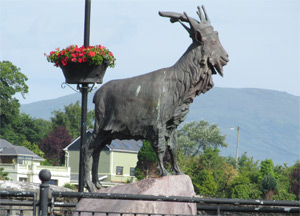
[20,87,300,165]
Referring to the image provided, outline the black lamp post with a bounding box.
[78,0,92,193]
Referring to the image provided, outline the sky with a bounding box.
[0,0,299,104]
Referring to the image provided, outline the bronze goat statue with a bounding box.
[83,5,229,192]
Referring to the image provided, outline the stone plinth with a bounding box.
[76,174,197,215]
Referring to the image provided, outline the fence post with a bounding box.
[39,169,51,216]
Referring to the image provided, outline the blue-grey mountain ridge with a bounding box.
[20,87,300,166]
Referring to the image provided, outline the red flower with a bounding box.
[88,51,96,57]
[78,58,83,63]
[61,59,67,66]
[82,57,87,62]
[71,58,77,62]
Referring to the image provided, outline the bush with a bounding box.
[63,183,76,190]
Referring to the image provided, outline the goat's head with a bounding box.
[159,5,229,76]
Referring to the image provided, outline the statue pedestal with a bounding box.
[76,175,197,215]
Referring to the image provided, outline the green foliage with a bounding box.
[22,140,45,158]
[178,120,227,157]
[51,101,94,138]
[0,61,28,137]
[229,174,262,199]
[0,61,51,159]
[261,174,278,200]
[259,159,276,181]
[0,168,9,180]
[63,183,76,191]
[258,159,278,200]
[236,153,260,183]
[290,162,300,199]
[184,147,237,198]
[194,169,218,196]
[135,140,158,180]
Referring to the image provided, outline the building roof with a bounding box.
[0,139,44,161]
[64,129,143,153]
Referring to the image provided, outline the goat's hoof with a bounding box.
[160,170,171,176]
[85,180,97,192]
[95,180,103,190]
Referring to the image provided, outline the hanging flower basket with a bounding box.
[60,62,108,84]
[45,44,116,84]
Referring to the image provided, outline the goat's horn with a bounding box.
[201,5,210,22]
[158,11,189,23]
[184,12,198,29]
[179,20,191,34]
[197,6,205,22]
[197,5,210,23]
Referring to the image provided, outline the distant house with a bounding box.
[63,129,143,187]
[0,139,70,186]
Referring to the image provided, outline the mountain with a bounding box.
[20,87,300,165]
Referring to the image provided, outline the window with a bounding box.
[19,177,27,182]
[116,166,123,175]
[48,179,58,185]
[130,167,135,176]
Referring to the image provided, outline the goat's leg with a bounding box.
[168,130,183,175]
[83,135,96,192]
[91,140,107,190]
[152,134,170,176]
[91,149,102,190]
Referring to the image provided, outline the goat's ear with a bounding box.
[195,30,203,44]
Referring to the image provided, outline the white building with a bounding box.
[0,139,70,186]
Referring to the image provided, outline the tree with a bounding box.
[0,61,28,137]
[226,153,261,199]
[262,174,278,200]
[178,120,227,157]
[51,101,94,138]
[273,163,296,201]
[258,159,278,200]
[0,168,9,180]
[135,140,159,180]
[39,126,72,165]
[229,174,262,199]
[259,159,276,181]
[290,163,300,199]
[11,114,51,145]
[194,169,218,197]
[184,147,238,198]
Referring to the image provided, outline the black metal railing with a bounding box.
[0,191,37,216]
[0,169,299,216]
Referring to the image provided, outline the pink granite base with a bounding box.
[75,174,197,215]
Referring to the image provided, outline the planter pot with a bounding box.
[60,63,108,84]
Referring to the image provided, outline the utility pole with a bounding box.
[235,126,240,168]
